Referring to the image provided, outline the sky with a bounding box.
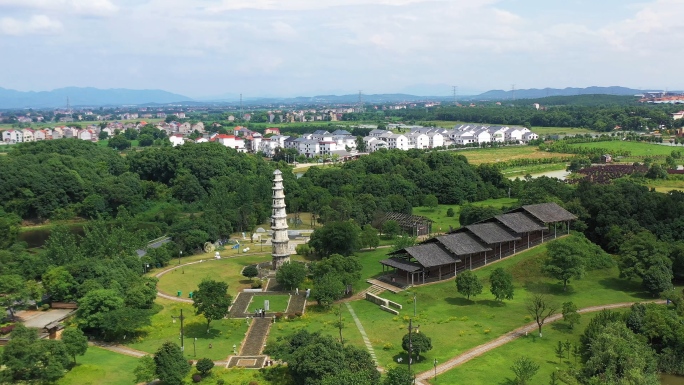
[0,0,682,99]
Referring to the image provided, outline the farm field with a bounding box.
[454,146,572,165]
[568,141,677,159]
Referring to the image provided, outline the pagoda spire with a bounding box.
[271,170,290,269]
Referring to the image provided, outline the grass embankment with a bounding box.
[125,298,248,361]
[57,346,139,385]
[429,310,628,385]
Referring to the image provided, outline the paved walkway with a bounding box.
[345,302,378,366]
[413,300,666,385]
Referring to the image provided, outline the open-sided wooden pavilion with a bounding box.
[379,202,576,286]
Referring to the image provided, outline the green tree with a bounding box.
[309,220,362,257]
[382,220,401,238]
[276,261,307,290]
[98,130,109,141]
[1,324,71,383]
[446,207,455,217]
[360,224,379,249]
[42,266,78,302]
[0,210,20,249]
[138,134,154,147]
[391,235,417,253]
[133,355,156,384]
[456,270,483,300]
[582,322,659,385]
[76,289,125,332]
[527,294,558,337]
[561,301,581,329]
[312,274,345,307]
[510,356,540,385]
[195,357,215,376]
[383,366,413,385]
[310,254,363,287]
[543,238,585,291]
[642,263,673,296]
[154,342,191,385]
[554,341,565,364]
[61,327,88,363]
[242,265,259,282]
[401,331,433,361]
[489,268,514,302]
[424,194,439,210]
[192,279,231,332]
[108,135,131,151]
[459,204,503,226]
[0,274,35,319]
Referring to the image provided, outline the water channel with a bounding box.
[18,225,85,249]
[661,374,684,385]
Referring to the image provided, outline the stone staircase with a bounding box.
[240,317,271,356]
[286,293,307,314]
[228,293,252,318]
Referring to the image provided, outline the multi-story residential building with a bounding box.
[2,129,23,143]
[406,132,429,149]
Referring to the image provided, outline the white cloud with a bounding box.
[0,14,63,35]
[0,0,118,17]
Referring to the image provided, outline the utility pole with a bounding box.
[407,319,420,383]
[413,292,417,316]
[171,309,185,353]
[240,94,243,119]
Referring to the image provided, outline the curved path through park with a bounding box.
[413,300,666,385]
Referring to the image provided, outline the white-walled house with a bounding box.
[522,131,539,143]
[487,127,507,142]
[427,132,444,148]
[503,127,523,142]
[2,129,23,143]
[364,137,388,152]
[21,129,35,142]
[406,132,429,149]
[169,134,185,147]
[379,133,409,150]
[319,141,339,156]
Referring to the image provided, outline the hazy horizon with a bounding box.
[1,0,682,99]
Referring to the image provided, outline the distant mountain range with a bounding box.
[475,86,646,100]
[0,87,191,109]
[0,85,660,109]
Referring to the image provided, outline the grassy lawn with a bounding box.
[429,310,628,385]
[156,254,272,297]
[266,303,366,351]
[57,346,139,385]
[413,198,519,232]
[454,146,572,165]
[530,126,596,136]
[126,298,249,361]
[501,162,568,178]
[339,236,653,373]
[644,177,684,193]
[568,141,676,158]
[247,295,290,313]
